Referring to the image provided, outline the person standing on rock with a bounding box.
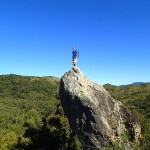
[72,47,79,66]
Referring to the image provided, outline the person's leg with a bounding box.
[73,59,75,66]
[74,58,77,66]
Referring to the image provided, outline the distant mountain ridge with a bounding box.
[120,82,150,87]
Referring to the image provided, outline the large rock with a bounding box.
[59,66,141,149]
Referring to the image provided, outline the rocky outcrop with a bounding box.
[59,66,141,149]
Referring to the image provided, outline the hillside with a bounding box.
[120,82,150,87]
[0,74,149,149]
[0,74,81,150]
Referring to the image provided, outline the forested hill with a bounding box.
[0,74,60,101]
[0,74,60,122]
[0,74,64,149]
[0,74,149,149]
[0,74,81,149]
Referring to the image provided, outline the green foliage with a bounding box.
[15,103,81,150]
[0,74,81,149]
[44,103,82,150]
[0,131,18,150]
[0,74,60,149]
[24,108,42,129]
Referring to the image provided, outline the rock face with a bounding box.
[59,67,141,149]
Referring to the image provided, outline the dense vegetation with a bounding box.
[0,74,81,150]
[0,74,149,149]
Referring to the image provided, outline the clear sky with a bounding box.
[0,0,150,85]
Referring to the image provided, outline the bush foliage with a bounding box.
[0,74,81,150]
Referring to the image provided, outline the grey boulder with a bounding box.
[59,66,141,149]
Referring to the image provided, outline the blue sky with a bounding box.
[0,0,150,85]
